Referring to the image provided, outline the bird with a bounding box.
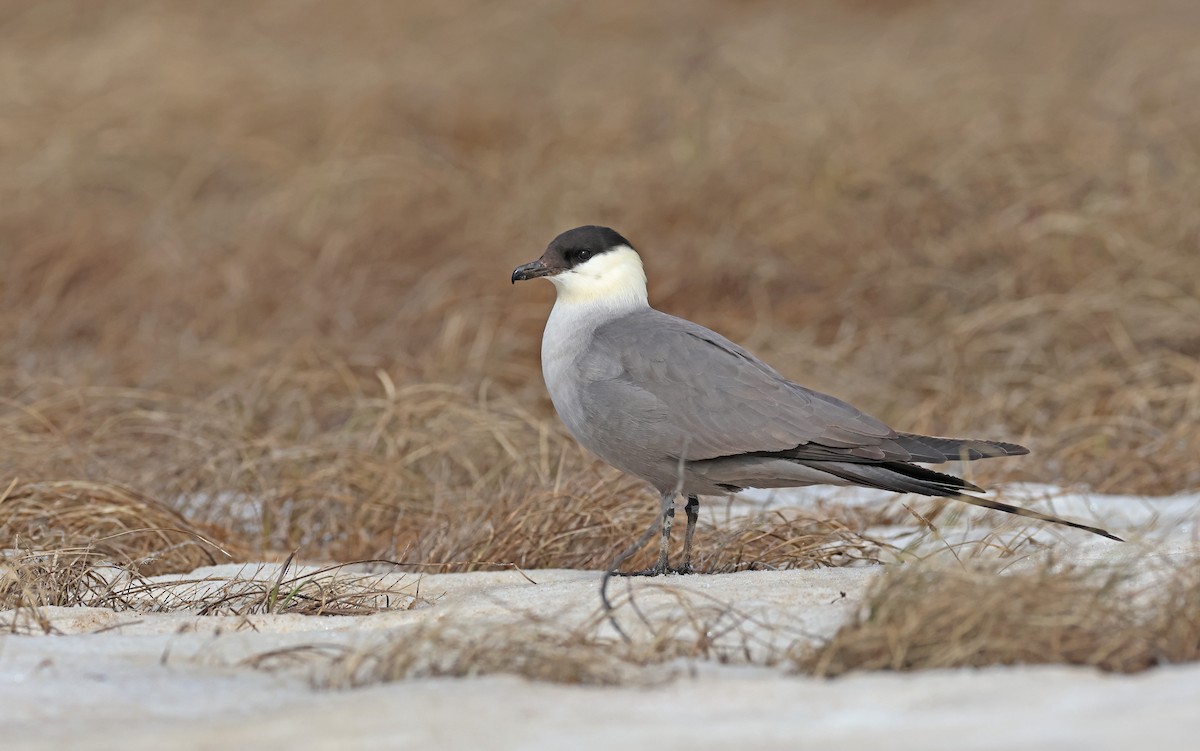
[512,226,1121,575]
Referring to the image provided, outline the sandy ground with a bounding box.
[3,488,1199,751]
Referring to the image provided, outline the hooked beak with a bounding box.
[511,259,555,284]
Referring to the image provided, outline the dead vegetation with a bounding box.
[0,480,228,575]
[323,582,780,688]
[0,552,422,633]
[0,550,135,627]
[137,559,424,618]
[796,558,1200,676]
[323,618,691,687]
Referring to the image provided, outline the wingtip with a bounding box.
[1005,442,1031,457]
[976,440,1029,458]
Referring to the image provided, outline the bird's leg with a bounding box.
[654,489,675,574]
[672,494,699,574]
[615,490,675,577]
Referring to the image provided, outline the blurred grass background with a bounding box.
[2,0,1198,568]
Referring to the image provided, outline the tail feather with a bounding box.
[797,459,1121,541]
[811,460,983,495]
[945,492,1123,542]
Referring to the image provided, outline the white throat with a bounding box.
[539,245,649,434]
[547,244,649,314]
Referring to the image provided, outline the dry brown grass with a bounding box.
[323,620,688,687]
[0,550,135,629]
[0,552,422,633]
[0,480,227,573]
[141,558,424,618]
[796,558,1200,676]
[323,583,776,687]
[2,1,1198,584]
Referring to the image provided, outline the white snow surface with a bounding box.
[2,486,1199,750]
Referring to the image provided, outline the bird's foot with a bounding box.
[613,566,667,577]
[613,552,672,577]
[613,563,698,576]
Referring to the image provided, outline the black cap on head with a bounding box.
[543,225,632,270]
[511,225,634,283]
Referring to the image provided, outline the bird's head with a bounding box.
[512,225,648,307]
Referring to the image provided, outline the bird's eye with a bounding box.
[573,249,593,263]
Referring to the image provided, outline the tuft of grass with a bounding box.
[795,558,1200,676]
[0,549,139,632]
[139,559,426,617]
[323,584,778,687]
[0,553,422,633]
[0,480,229,575]
[692,510,885,572]
[324,620,679,687]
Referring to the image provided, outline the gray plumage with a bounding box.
[575,309,1021,493]
[512,226,1121,574]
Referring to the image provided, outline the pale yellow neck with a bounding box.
[547,245,649,311]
